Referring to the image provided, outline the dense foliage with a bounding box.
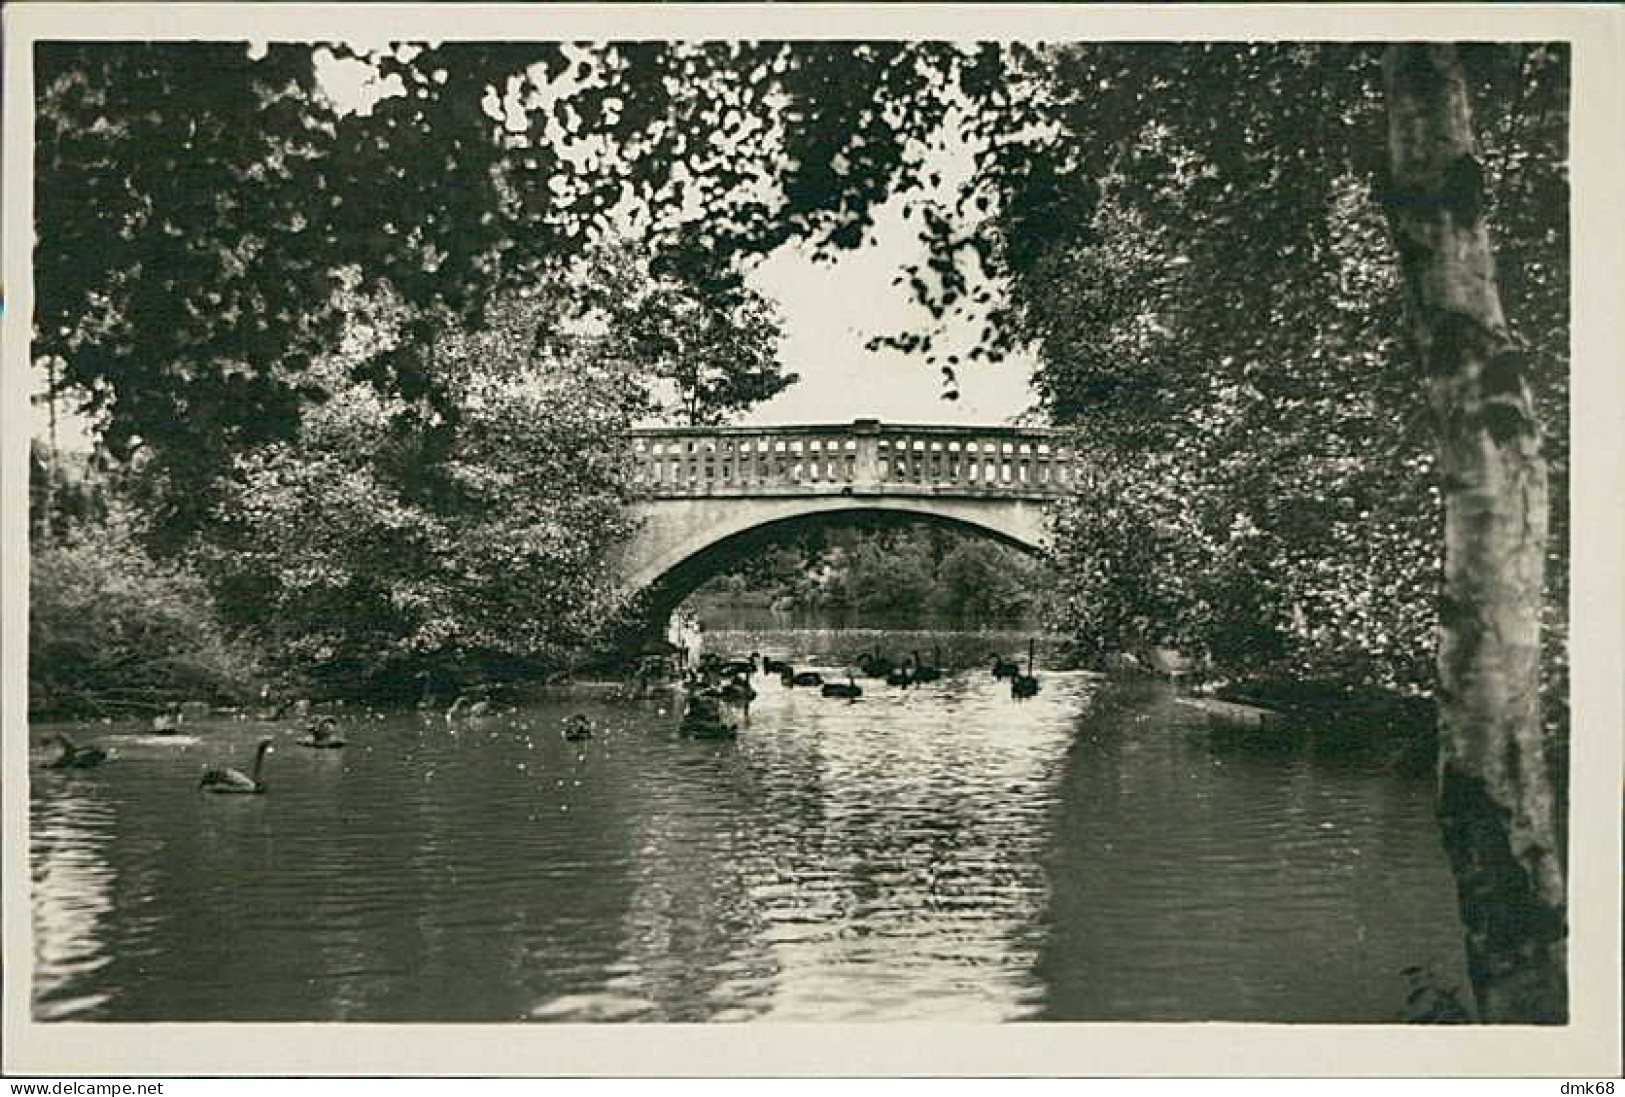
[575,244,794,426]
[696,524,1050,625]
[30,501,265,716]
[1023,79,1447,691]
[33,42,802,540]
[32,42,810,702]
[195,282,651,695]
[34,44,341,537]
[872,44,1570,712]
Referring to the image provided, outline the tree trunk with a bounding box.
[1379,44,1566,1023]
[39,356,61,546]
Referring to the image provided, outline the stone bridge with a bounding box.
[616,419,1077,634]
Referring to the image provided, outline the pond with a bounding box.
[29,624,1468,1022]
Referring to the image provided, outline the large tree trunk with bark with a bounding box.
[1379,44,1566,1023]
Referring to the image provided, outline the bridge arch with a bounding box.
[614,420,1076,636]
[626,496,1051,623]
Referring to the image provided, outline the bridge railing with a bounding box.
[629,420,1077,498]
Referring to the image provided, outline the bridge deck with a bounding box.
[631,420,1075,501]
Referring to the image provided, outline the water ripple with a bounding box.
[30,637,1466,1022]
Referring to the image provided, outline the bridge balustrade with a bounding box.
[629,421,1076,499]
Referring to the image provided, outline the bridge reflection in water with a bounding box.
[620,422,1078,622]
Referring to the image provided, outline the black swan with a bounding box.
[446,694,493,720]
[886,660,914,688]
[46,733,108,769]
[718,675,757,703]
[1011,640,1040,699]
[297,715,347,749]
[990,655,1021,680]
[200,737,274,794]
[857,648,894,678]
[821,674,862,699]
[790,670,824,687]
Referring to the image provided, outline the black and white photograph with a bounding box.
[3,2,1620,1079]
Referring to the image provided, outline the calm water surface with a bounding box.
[30,627,1468,1022]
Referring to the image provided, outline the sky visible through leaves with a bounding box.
[31,40,1033,445]
[318,40,1038,428]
